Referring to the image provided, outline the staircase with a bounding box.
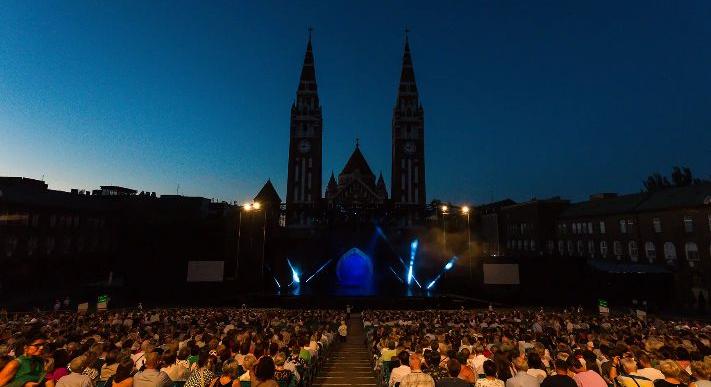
[313,316,376,387]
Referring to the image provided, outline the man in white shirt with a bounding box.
[469,344,487,376]
[636,354,665,381]
[389,351,412,387]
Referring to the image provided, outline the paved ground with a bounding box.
[313,316,377,387]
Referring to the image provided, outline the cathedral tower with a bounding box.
[286,33,323,225]
[391,35,426,217]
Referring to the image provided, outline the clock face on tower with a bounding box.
[402,141,416,154]
[298,139,311,154]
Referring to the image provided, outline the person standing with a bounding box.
[338,321,348,343]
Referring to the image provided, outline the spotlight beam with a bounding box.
[304,259,333,283]
[286,258,300,284]
[389,266,404,283]
[425,256,459,290]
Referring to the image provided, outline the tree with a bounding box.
[643,166,710,192]
[643,173,671,192]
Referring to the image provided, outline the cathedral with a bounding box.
[282,33,427,227]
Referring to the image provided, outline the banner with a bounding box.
[598,299,609,315]
[97,295,109,311]
[77,302,89,314]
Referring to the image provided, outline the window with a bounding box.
[567,240,574,255]
[686,242,700,262]
[547,240,555,252]
[524,240,529,250]
[664,242,677,263]
[645,242,656,261]
[530,240,536,251]
[620,220,627,234]
[684,216,694,233]
[46,237,55,254]
[588,222,594,234]
[599,221,606,234]
[588,241,595,257]
[577,241,584,256]
[653,218,662,233]
[708,214,711,232]
[50,215,56,227]
[600,241,608,257]
[4,236,18,257]
[629,241,639,261]
[28,237,38,256]
[558,241,565,256]
[614,241,622,258]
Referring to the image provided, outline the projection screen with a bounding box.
[186,261,225,282]
[483,263,520,285]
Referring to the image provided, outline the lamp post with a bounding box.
[441,205,449,254]
[462,206,471,281]
[238,202,266,289]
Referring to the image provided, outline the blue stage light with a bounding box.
[427,278,438,289]
[287,258,300,284]
[445,256,459,271]
[425,256,459,290]
[407,239,418,286]
[336,248,373,286]
[389,266,404,283]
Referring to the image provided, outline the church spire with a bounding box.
[295,28,320,113]
[395,30,420,111]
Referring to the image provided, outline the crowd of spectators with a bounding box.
[364,309,711,387]
[0,308,344,387]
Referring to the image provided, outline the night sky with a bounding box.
[1,1,709,205]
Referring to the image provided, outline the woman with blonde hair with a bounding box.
[655,360,687,387]
[690,361,711,387]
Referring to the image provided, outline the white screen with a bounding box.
[483,264,520,285]
[186,261,225,282]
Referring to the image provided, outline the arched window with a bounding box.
[686,242,700,262]
[613,241,622,258]
[577,240,584,256]
[558,241,565,256]
[645,242,656,262]
[628,241,639,261]
[600,241,608,257]
[567,240,574,255]
[664,242,677,263]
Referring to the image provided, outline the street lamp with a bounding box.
[462,206,472,281]
[236,201,266,288]
[440,205,449,253]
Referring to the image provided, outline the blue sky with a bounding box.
[1,1,710,204]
